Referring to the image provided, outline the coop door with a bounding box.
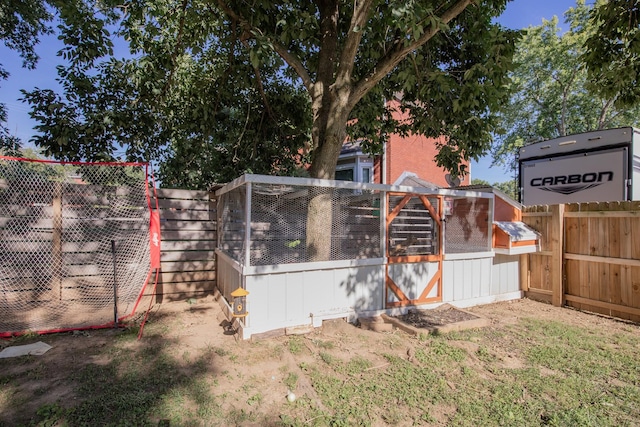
[385,194,443,308]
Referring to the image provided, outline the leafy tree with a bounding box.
[22,1,519,177]
[471,178,490,186]
[583,0,640,107]
[491,0,640,171]
[0,0,52,151]
[21,1,519,260]
[471,178,516,200]
[23,1,312,188]
[493,179,517,200]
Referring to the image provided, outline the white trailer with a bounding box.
[518,127,640,205]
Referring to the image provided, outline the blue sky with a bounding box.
[1,0,585,182]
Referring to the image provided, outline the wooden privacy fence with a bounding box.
[147,188,217,301]
[521,202,640,323]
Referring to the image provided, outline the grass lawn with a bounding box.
[1,298,639,426]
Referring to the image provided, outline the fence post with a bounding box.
[550,204,565,306]
[519,253,529,293]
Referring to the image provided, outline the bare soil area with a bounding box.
[1,297,638,426]
[398,304,480,329]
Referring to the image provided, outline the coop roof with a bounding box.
[394,172,441,190]
[494,221,539,241]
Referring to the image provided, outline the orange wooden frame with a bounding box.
[385,193,444,308]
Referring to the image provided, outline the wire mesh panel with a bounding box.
[218,186,246,263]
[248,183,381,266]
[0,158,152,334]
[216,176,495,267]
[331,188,381,260]
[444,196,491,253]
[387,195,439,256]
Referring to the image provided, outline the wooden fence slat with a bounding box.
[155,188,211,200]
[578,213,589,308]
[159,209,212,221]
[160,220,215,232]
[525,202,640,321]
[159,250,216,262]
[161,230,213,241]
[157,198,210,210]
[159,260,216,273]
[564,203,580,308]
[156,270,216,283]
[609,202,625,319]
[160,240,215,252]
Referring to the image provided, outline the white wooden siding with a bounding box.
[242,263,384,337]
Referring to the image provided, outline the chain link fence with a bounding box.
[0,157,152,334]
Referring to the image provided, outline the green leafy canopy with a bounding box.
[0,0,53,152]
[19,1,519,188]
[491,0,640,171]
[583,0,640,107]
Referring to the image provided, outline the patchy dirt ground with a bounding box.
[1,297,639,426]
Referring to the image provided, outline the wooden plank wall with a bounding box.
[563,201,640,322]
[521,206,553,303]
[148,188,217,301]
[522,202,640,322]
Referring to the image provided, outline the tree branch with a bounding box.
[597,98,614,129]
[335,0,374,89]
[348,0,473,109]
[558,67,579,136]
[240,38,275,121]
[215,0,313,92]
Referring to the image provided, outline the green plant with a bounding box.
[288,337,303,355]
[319,352,337,366]
[313,339,335,350]
[284,372,299,391]
[35,403,68,427]
[247,393,263,407]
[214,346,228,357]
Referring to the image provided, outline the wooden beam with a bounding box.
[385,274,410,303]
[522,212,553,217]
[565,211,640,218]
[417,195,441,227]
[565,295,640,317]
[418,269,441,301]
[386,195,412,227]
[386,296,441,308]
[529,288,553,295]
[388,254,441,264]
[519,253,529,292]
[525,291,552,304]
[564,253,640,268]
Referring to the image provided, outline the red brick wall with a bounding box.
[372,100,470,187]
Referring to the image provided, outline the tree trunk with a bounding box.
[306,114,348,261]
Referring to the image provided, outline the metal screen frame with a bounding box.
[216,174,494,271]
